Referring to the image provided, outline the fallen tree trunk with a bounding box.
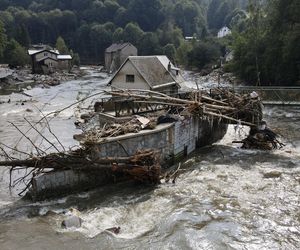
[0,148,162,195]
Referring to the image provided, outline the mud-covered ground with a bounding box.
[0,65,87,96]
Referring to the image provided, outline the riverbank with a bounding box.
[182,67,242,90]
[0,65,87,96]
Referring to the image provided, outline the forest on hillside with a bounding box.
[0,0,299,86]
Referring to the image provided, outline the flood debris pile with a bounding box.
[0,146,162,195]
[97,89,284,152]
[112,149,161,184]
[104,88,263,126]
[79,116,157,145]
[76,88,263,145]
[233,121,285,150]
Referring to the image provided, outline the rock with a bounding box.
[80,113,93,120]
[105,226,121,234]
[61,215,82,229]
[263,171,282,178]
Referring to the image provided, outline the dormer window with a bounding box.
[44,52,48,56]
[126,74,135,83]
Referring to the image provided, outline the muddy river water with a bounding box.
[0,68,299,250]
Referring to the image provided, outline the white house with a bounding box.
[108,56,184,95]
[217,26,232,38]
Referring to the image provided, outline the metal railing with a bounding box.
[234,86,300,105]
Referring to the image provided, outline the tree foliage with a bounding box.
[187,40,221,69]
[3,38,29,67]
[55,36,69,54]
[232,0,300,85]
[0,0,212,63]
[0,20,7,58]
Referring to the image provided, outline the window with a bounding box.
[44,52,48,56]
[126,74,135,83]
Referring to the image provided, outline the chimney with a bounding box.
[168,61,171,72]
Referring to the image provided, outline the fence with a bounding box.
[234,86,300,105]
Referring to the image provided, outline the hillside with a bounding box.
[0,0,244,63]
[0,0,299,86]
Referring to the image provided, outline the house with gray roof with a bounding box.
[108,56,184,95]
[28,45,72,74]
[105,43,137,73]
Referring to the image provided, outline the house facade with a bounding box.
[28,46,72,74]
[217,26,232,38]
[108,55,184,95]
[105,43,137,73]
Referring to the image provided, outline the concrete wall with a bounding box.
[28,169,112,201]
[28,117,228,200]
[58,60,71,71]
[105,45,137,72]
[174,117,198,158]
[105,52,115,71]
[90,125,174,164]
[119,45,137,67]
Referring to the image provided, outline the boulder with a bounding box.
[61,215,83,229]
[263,171,282,178]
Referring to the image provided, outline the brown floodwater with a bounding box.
[0,69,299,249]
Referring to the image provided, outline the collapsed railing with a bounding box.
[105,88,263,126]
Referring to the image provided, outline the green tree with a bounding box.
[127,0,163,31]
[3,39,29,67]
[112,27,124,42]
[188,41,221,70]
[232,0,300,86]
[0,20,7,58]
[139,32,160,55]
[55,36,69,54]
[114,7,130,27]
[123,22,144,45]
[163,43,176,62]
[15,24,31,47]
[157,23,184,48]
[90,24,112,62]
[176,42,193,66]
[173,0,205,37]
[70,50,80,66]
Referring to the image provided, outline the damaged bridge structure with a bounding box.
[0,88,264,200]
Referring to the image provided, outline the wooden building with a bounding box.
[28,46,72,74]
